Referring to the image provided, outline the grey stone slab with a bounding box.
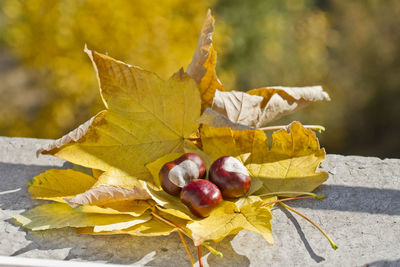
[0,136,399,266]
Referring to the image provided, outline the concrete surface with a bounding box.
[0,136,399,267]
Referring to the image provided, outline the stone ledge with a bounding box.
[0,136,399,266]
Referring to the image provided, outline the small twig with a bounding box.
[197,246,203,267]
[202,242,223,258]
[280,202,338,250]
[261,195,313,207]
[178,231,195,267]
[257,125,325,132]
[151,209,223,258]
[152,209,186,231]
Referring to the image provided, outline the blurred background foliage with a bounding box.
[0,0,399,158]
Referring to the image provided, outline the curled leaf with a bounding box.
[210,86,330,128]
[77,200,154,217]
[65,185,150,208]
[65,169,151,208]
[187,9,225,111]
[197,108,251,130]
[37,116,96,157]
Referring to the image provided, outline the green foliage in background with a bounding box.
[214,0,400,157]
[1,0,400,157]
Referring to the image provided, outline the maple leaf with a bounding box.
[39,48,201,182]
[200,86,330,129]
[76,200,154,217]
[187,9,225,112]
[27,168,153,216]
[141,181,195,221]
[187,201,274,246]
[64,169,151,208]
[27,169,97,203]
[14,10,336,260]
[76,216,183,237]
[201,121,328,194]
[13,203,150,231]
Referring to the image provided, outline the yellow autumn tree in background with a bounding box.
[0,0,225,138]
[1,0,400,157]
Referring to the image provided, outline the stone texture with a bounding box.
[0,136,399,266]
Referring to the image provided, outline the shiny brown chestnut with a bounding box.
[209,156,251,198]
[159,153,206,196]
[180,179,222,218]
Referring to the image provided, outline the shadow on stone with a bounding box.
[205,235,250,267]
[290,184,400,216]
[0,162,71,210]
[2,160,250,266]
[363,258,400,267]
[279,206,325,263]
[9,222,250,266]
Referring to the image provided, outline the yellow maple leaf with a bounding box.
[14,203,150,231]
[187,9,225,112]
[77,217,179,237]
[40,48,201,182]
[76,200,155,217]
[77,208,188,237]
[64,169,151,208]
[15,10,334,256]
[201,125,269,163]
[187,201,274,246]
[141,181,194,221]
[26,168,153,217]
[201,121,328,195]
[27,169,97,203]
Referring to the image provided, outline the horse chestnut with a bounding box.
[180,179,222,218]
[159,153,206,196]
[209,156,251,198]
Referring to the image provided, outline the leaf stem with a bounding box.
[257,125,325,132]
[279,202,338,250]
[258,191,325,199]
[261,195,313,207]
[178,231,195,267]
[197,246,203,267]
[151,209,223,258]
[203,243,223,258]
[152,209,186,231]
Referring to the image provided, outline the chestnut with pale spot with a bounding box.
[209,156,251,198]
[159,153,206,196]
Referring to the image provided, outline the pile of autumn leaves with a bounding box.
[14,11,331,257]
